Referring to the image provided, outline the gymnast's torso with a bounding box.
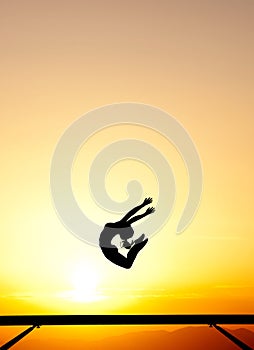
[99,223,134,249]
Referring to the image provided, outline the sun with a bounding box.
[62,264,105,303]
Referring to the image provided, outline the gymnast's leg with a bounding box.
[101,238,148,269]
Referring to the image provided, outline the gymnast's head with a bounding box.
[120,239,133,249]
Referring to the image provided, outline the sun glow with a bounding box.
[62,265,105,303]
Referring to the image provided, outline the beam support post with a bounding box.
[211,324,253,350]
[0,325,39,350]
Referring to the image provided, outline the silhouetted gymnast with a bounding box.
[99,197,155,269]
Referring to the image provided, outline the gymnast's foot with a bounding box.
[134,233,145,245]
[128,236,148,258]
[133,234,148,251]
[135,237,148,251]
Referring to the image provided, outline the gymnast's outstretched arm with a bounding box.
[125,206,155,225]
[119,197,153,223]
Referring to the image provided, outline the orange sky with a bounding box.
[0,1,254,346]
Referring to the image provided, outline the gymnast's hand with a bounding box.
[145,206,155,215]
[142,197,153,206]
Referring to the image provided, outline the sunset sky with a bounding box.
[0,0,254,345]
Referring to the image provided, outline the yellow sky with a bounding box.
[0,0,254,318]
